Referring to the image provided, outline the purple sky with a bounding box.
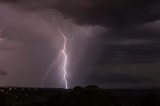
[0,0,160,88]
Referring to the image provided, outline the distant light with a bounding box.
[0,90,4,92]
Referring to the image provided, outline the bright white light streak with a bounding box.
[42,52,62,84]
[42,28,69,89]
[58,28,69,89]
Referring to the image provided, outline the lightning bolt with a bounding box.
[42,50,62,83]
[42,28,69,89]
[58,28,68,89]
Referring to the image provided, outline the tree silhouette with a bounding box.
[0,92,7,106]
[47,85,121,106]
[141,93,160,106]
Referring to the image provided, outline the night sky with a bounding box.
[0,0,160,88]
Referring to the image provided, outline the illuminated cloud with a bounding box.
[0,2,106,88]
[0,0,159,88]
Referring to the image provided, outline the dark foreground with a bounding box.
[0,86,160,106]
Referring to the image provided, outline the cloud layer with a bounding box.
[0,2,105,88]
[0,0,160,88]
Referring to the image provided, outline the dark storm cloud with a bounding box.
[98,40,160,64]
[2,0,160,37]
[2,0,160,25]
[0,2,106,87]
[52,0,160,26]
[0,0,160,88]
[50,0,160,64]
[88,73,152,84]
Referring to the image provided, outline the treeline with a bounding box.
[0,85,160,106]
[47,85,120,106]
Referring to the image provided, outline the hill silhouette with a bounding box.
[0,86,160,106]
